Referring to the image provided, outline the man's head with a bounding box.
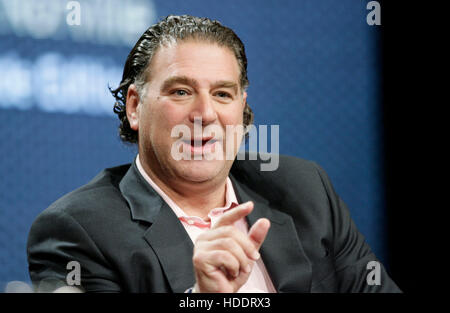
[111,15,253,187]
[110,15,253,144]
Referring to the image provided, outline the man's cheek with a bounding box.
[224,125,245,160]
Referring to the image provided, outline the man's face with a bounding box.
[133,40,247,184]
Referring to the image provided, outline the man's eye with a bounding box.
[172,90,188,96]
[215,91,231,98]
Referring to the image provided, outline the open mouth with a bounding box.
[190,138,217,146]
[181,137,220,154]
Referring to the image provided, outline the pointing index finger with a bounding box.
[212,201,254,229]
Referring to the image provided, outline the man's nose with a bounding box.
[189,92,217,125]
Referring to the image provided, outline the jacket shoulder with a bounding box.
[231,152,322,187]
[230,153,328,209]
[36,163,131,220]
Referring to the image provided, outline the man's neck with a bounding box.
[171,185,226,219]
[137,155,227,219]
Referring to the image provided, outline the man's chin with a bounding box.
[175,159,227,183]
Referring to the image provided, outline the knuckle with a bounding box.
[221,225,234,235]
[213,249,228,259]
[192,251,207,267]
[222,237,235,249]
[217,250,237,267]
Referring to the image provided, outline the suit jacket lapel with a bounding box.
[119,161,195,293]
[142,202,195,292]
[230,175,313,293]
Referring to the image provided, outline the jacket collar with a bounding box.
[119,159,163,224]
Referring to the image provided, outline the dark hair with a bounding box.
[110,14,254,144]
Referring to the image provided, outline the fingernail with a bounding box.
[245,264,252,273]
[252,251,260,260]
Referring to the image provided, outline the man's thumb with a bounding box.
[248,218,270,250]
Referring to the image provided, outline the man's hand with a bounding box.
[192,201,270,293]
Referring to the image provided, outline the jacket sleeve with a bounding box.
[27,208,122,292]
[312,162,402,293]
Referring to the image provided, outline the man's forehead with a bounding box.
[146,40,241,83]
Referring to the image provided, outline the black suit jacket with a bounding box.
[27,154,401,292]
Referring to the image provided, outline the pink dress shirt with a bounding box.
[136,155,276,293]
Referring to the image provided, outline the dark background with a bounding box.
[382,1,442,293]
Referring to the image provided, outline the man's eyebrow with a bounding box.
[160,76,239,94]
[212,81,239,94]
[160,76,199,92]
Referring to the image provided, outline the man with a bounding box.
[27,15,400,293]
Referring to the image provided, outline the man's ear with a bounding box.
[126,84,140,131]
[242,91,248,109]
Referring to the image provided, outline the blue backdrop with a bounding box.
[0,0,384,290]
